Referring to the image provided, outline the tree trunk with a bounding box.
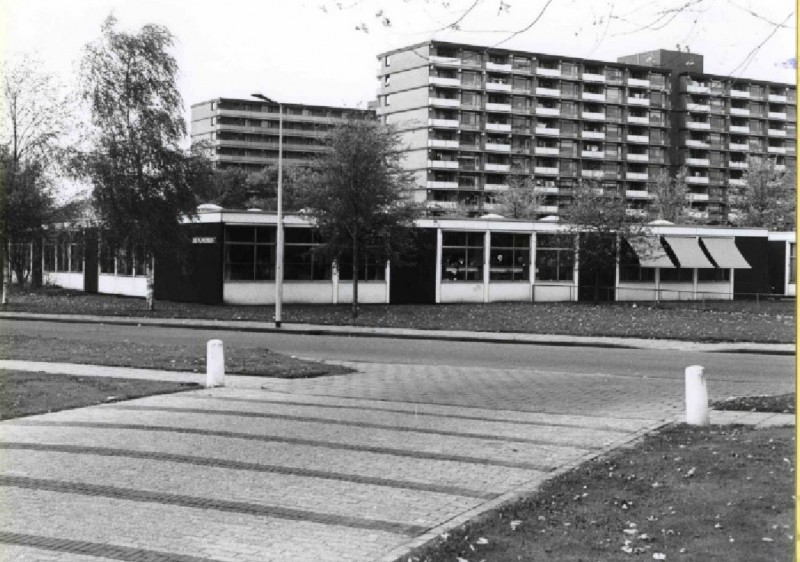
[146,254,155,311]
[31,237,43,289]
[351,236,359,319]
[1,238,10,305]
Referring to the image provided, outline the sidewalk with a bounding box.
[0,310,794,355]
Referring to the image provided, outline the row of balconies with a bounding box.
[684,121,790,136]
[429,77,664,101]
[683,105,790,120]
[429,118,666,131]
[684,85,792,102]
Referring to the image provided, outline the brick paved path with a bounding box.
[0,360,793,561]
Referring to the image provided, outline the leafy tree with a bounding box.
[76,15,205,310]
[494,176,547,219]
[0,54,70,301]
[648,166,691,223]
[298,119,420,317]
[561,180,644,302]
[728,155,795,230]
[198,162,307,211]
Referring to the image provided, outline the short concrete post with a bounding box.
[206,339,225,388]
[685,365,709,426]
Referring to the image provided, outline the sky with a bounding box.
[1,0,796,120]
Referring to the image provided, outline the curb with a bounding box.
[0,312,793,355]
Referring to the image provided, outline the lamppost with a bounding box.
[251,92,283,327]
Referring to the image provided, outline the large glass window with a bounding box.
[618,240,656,282]
[698,268,730,282]
[338,254,386,281]
[490,233,530,281]
[660,268,694,282]
[284,228,330,281]
[442,231,484,282]
[535,234,574,281]
[789,243,796,284]
[224,226,275,281]
[55,239,69,272]
[99,240,115,274]
[43,242,56,272]
[69,240,84,272]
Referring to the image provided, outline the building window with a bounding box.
[69,240,84,273]
[384,75,390,87]
[385,94,391,106]
[790,242,796,284]
[535,234,574,281]
[490,233,529,281]
[224,226,275,281]
[442,231,484,282]
[385,54,391,66]
[698,268,731,282]
[618,240,655,282]
[660,268,694,282]
[338,254,386,281]
[99,240,115,274]
[284,228,331,281]
[43,241,56,272]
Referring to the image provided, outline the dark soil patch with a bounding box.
[403,424,794,562]
[0,370,200,420]
[712,393,795,414]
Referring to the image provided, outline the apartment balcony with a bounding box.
[626,208,648,218]
[687,84,710,94]
[768,128,787,137]
[582,111,606,120]
[428,160,459,169]
[582,170,605,179]
[582,72,606,82]
[686,139,710,148]
[728,178,746,186]
[688,193,710,202]
[627,134,649,143]
[427,201,458,211]
[776,164,787,171]
[730,89,750,98]
[485,142,511,152]
[768,111,788,120]
[687,103,710,111]
[484,183,510,192]
[581,130,605,140]
[729,107,750,116]
[769,93,788,103]
[626,190,652,199]
[582,150,604,158]
[486,103,512,112]
[429,76,461,87]
[535,106,560,116]
[768,146,787,154]
[627,97,650,106]
[485,163,511,172]
[728,142,748,151]
[729,125,750,134]
[626,172,649,181]
[427,181,459,189]
[582,92,606,102]
[534,166,560,175]
[627,153,649,162]
[686,158,710,166]
[534,146,559,155]
[485,123,512,133]
[428,139,460,149]
[686,175,709,184]
[628,116,649,125]
[486,62,512,72]
[535,87,561,97]
[534,186,560,194]
[535,67,560,77]
[486,82,512,92]
[535,126,561,136]
[729,161,748,169]
[428,118,460,128]
[429,97,460,108]
[687,209,710,220]
[628,78,650,88]
[687,121,711,130]
[537,205,560,214]
[430,55,461,66]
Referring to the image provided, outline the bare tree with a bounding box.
[0,54,71,302]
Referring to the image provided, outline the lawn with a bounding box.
[713,393,795,414]
[0,370,201,420]
[403,423,794,562]
[4,286,795,343]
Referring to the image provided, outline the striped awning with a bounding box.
[701,237,751,269]
[626,237,675,268]
[663,236,715,269]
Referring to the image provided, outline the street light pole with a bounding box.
[252,93,283,328]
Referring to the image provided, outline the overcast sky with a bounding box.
[2,0,796,116]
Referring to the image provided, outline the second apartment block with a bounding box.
[377,41,796,223]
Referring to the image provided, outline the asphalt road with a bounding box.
[6,318,794,384]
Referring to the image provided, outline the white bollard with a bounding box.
[206,339,225,388]
[685,365,709,426]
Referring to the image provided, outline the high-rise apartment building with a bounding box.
[191,98,374,171]
[376,41,796,223]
